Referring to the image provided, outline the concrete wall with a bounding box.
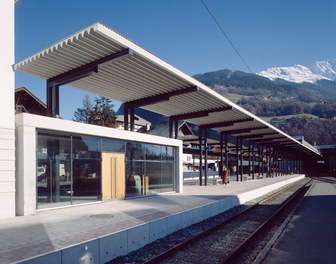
[15,125,36,216]
[15,113,183,215]
[0,0,15,219]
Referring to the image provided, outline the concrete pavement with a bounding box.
[0,174,305,264]
[261,176,336,264]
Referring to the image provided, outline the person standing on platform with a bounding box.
[222,164,228,185]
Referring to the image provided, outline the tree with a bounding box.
[88,97,117,128]
[73,95,117,128]
[73,95,93,123]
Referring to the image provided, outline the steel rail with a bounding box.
[143,178,311,264]
[222,178,313,263]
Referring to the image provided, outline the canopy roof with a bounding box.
[14,22,319,158]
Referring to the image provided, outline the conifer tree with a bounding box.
[73,95,116,128]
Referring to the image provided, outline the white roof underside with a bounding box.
[13,22,319,157]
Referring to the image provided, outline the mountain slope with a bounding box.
[194,69,278,90]
[194,68,336,99]
[258,64,330,83]
[258,59,336,84]
[114,67,336,144]
[311,60,336,80]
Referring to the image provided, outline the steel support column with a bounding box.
[261,145,264,177]
[46,80,59,117]
[289,157,292,174]
[248,141,251,177]
[274,148,278,177]
[258,144,261,177]
[268,147,271,177]
[225,134,229,182]
[204,128,208,186]
[300,160,303,174]
[123,105,129,130]
[285,157,288,174]
[169,117,173,138]
[220,133,224,182]
[252,142,255,180]
[174,119,179,139]
[130,107,135,131]
[236,137,239,181]
[199,128,203,186]
[240,138,243,181]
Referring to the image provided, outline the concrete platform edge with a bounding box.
[19,175,305,264]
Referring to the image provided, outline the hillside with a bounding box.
[193,69,336,117]
[116,68,336,145]
[194,69,336,99]
[193,69,336,145]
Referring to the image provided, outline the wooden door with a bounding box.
[102,152,125,200]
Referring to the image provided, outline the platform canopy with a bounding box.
[13,22,319,158]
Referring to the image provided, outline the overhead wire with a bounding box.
[201,0,252,73]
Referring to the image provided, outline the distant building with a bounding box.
[115,114,151,132]
[15,86,47,116]
[316,144,336,175]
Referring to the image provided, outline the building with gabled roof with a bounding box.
[15,86,47,116]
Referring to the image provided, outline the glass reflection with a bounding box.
[72,136,101,204]
[125,143,175,198]
[102,138,125,153]
[126,143,144,197]
[36,131,101,209]
[161,146,174,192]
[36,130,176,208]
[36,132,71,209]
[145,144,161,194]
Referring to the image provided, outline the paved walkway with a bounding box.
[0,175,302,264]
[262,176,336,264]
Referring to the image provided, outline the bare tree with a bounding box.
[73,95,93,123]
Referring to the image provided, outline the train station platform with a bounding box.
[0,174,305,264]
[260,176,336,264]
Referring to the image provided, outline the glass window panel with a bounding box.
[72,136,101,204]
[126,142,144,160]
[145,161,161,194]
[36,131,71,209]
[126,142,144,198]
[125,161,144,197]
[161,163,174,192]
[144,144,161,194]
[145,144,161,161]
[161,146,175,192]
[37,130,177,206]
[102,138,125,153]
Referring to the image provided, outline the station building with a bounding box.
[0,1,320,219]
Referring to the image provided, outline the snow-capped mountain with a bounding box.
[310,60,336,80]
[258,60,336,84]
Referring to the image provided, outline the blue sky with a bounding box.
[15,0,336,120]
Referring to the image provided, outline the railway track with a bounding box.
[142,178,312,264]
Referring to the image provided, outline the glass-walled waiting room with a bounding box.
[36,129,176,209]
[126,142,175,197]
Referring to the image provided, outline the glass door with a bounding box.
[36,132,72,209]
